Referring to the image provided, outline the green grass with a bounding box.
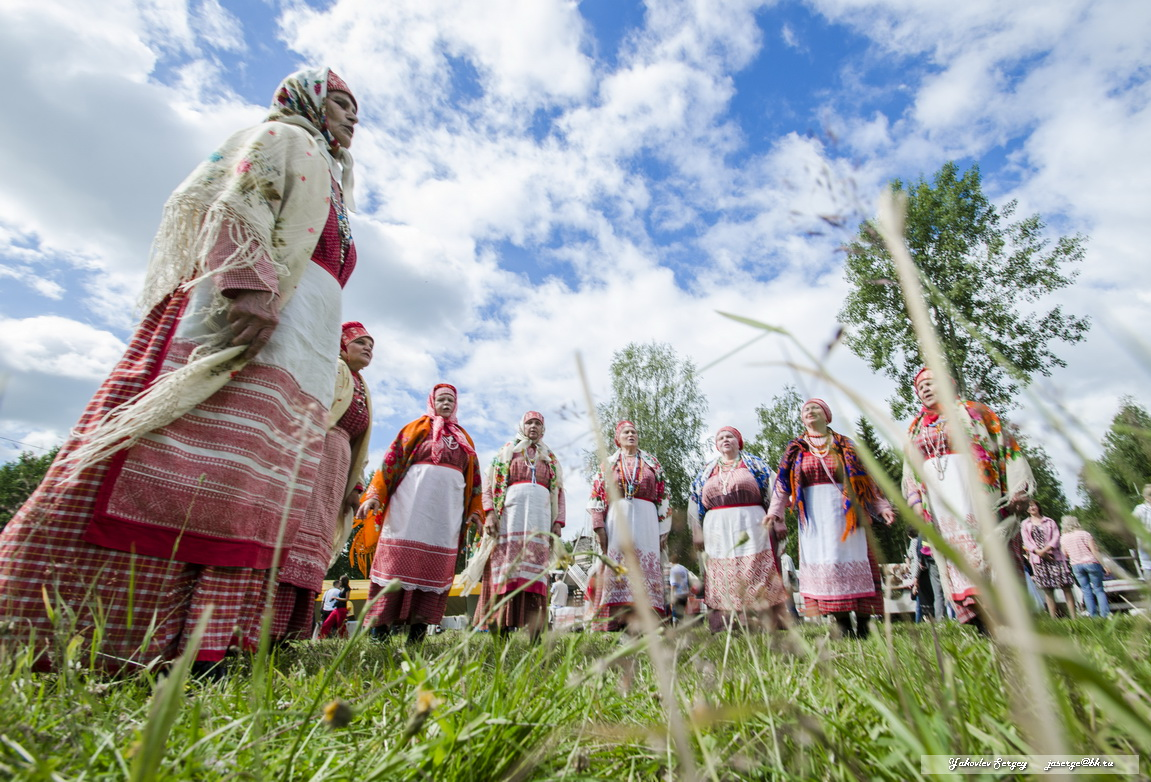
[1,615,1148,781]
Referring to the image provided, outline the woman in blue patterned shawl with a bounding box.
[689,426,788,632]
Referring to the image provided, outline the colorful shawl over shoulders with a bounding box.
[348,417,483,574]
[775,431,886,541]
[901,399,1033,521]
[588,450,670,528]
[687,452,773,525]
[487,442,564,523]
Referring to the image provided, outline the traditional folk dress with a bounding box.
[0,68,357,668]
[1022,516,1073,589]
[473,421,566,630]
[902,400,1034,623]
[358,387,483,628]
[587,450,670,629]
[769,432,892,617]
[689,453,784,629]
[272,358,372,639]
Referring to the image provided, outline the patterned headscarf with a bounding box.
[265,67,356,211]
[340,321,372,352]
[715,426,743,450]
[803,398,832,424]
[519,411,545,446]
[426,383,475,463]
[614,420,636,447]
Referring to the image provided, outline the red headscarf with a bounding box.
[715,426,743,450]
[340,321,372,352]
[327,70,357,109]
[804,398,832,424]
[426,383,475,463]
[614,420,636,447]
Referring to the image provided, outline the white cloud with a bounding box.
[0,316,127,380]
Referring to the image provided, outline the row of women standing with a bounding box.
[347,364,1033,640]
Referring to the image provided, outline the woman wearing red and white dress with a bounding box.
[768,399,894,639]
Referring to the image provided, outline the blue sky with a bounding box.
[1,0,1148,532]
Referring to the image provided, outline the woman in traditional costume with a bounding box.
[689,427,786,632]
[473,411,566,635]
[901,368,1034,628]
[767,399,894,639]
[1021,501,1076,619]
[0,68,360,672]
[587,421,670,630]
[272,321,374,641]
[355,384,483,643]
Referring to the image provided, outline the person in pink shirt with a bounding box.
[1060,516,1111,617]
[1021,501,1077,619]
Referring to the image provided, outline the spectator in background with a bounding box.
[1022,500,1077,619]
[1134,484,1151,579]
[1060,516,1111,618]
[668,557,691,625]
[549,573,570,627]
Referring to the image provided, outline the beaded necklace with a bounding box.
[922,417,949,480]
[331,175,352,274]
[619,452,643,499]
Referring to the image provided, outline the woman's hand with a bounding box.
[551,522,563,537]
[466,512,481,529]
[765,514,786,537]
[881,508,896,526]
[356,498,380,520]
[595,528,608,553]
[227,290,280,360]
[483,511,498,536]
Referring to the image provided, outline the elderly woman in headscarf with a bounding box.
[689,426,786,632]
[272,321,374,641]
[0,68,360,672]
[473,411,566,636]
[587,421,670,631]
[767,399,895,639]
[355,384,483,643]
[902,368,1034,630]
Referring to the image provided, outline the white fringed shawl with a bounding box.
[65,120,335,472]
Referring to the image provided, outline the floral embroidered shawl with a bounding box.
[587,449,670,527]
[901,399,1034,520]
[487,413,564,524]
[775,430,886,541]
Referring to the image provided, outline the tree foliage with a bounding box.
[852,416,908,562]
[595,342,708,507]
[839,161,1090,418]
[0,448,59,531]
[1013,432,1069,523]
[1078,397,1151,556]
[595,342,708,569]
[745,385,804,469]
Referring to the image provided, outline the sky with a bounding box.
[1,0,1148,539]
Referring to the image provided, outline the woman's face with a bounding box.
[434,389,456,417]
[617,425,638,449]
[523,417,544,441]
[915,372,938,409]
[1028,501,1040,516]
[325,90,358,148]
[801,403,828,431]
[715,430,739,457]
[342,336,373,372]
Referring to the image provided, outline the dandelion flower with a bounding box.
[322,699,354,729]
